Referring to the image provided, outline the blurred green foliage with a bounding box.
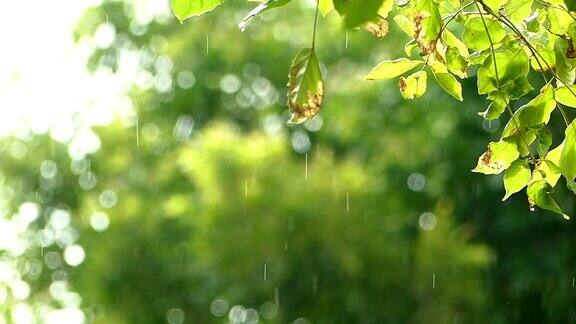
[1,0,576,323]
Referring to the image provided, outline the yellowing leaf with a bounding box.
[473,139,519,175]
[365,58,423,80]
[287,48,324,125]
[398,71,427,99]
[319,0,334,17]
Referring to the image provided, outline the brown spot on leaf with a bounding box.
[363,19,389,38]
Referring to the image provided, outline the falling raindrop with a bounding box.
[274,287,279,306]
[529,206,536,212]
[136,120,140,147]
[245,180,248,197]
[206,34,209,56]
[312,275,318,296]
[346,193,350,213]
[345,30,349,50]
[572,276,575,287]
[305,153,308,181]
[432,273,436,289]
[264,263,267,280]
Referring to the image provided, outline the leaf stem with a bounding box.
[311,0,320,49]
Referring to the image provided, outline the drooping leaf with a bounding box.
[463,17,506,52]
[333,0,385,28]
[398,71,427,99]
[365,58,423,80]
[502,159,531,201]
[527,180,569,219]
[319,0,334,16]
[171,0,225,22]
[287,48,324,124]
[472,139,519,175]
[432,71,463,101]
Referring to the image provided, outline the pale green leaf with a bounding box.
[559,120,576,181]
[484,0,509,12]
[555,85,576,108]
[463,17,506,52]
[319,0,334,16]
[502,159,531,201]
[502,85,556,138]
[365,58,423,80]
[472,139,519,175]
[477,47,529,95]
[171,0,225,22]
[432,71,463,101]
[333,0,385,28]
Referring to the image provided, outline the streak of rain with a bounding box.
[345,30,349,50]
[432,273,436,289]
[346,193,350,213]
[305,153,308,181]
[264,263,267,280]
[245,180,248,197]
[206,34,209,55]
[136,120,140,147]
[274,287,279,306]
[312,275,318,296]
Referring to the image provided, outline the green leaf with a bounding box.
[527,180,569,219]
[446,47,468,78]
[502,159,531,201]
[463,17,506,52]
[333,0,385,28]
[442,30,469,57]
[365,58,423,80]
[398,71,427,99]
[502,85,556,138]
[503,0,534,24]
[477,47,529,95]
[287,48,324,125]
[171,0,225,22]
[319,0,334,16]
[472,139,519,175]
[480,91,508,120]
[432,71,463,101]
[484,0,509,12]
[537,127,552,158]
[505,76,532,100]
[559,120,576,181]
[555,85,576,108]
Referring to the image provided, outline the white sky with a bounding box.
[0,0,140,154]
